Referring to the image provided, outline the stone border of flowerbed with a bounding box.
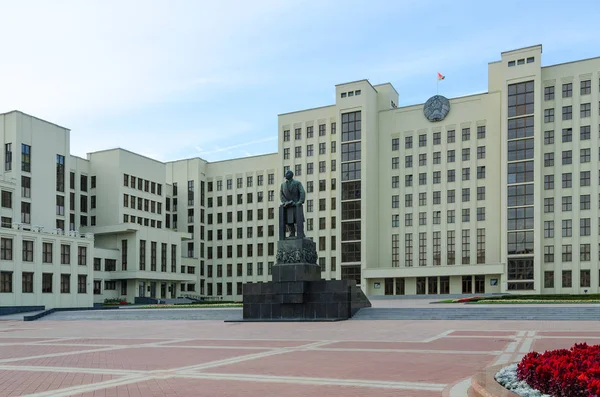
[470,363,521,397]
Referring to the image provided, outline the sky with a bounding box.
[1,0,599,163]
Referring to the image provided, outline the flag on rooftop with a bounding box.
[437,72,445,80]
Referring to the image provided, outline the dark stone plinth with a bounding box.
[242,275,372,322]
[275,237,318,266]
[272,263,321,282]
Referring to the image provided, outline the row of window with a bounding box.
[207,225,276,241]
[0,271,87,294]
[393,229,486,267]
[123,174,163,195]
[543,102,598,122]
[283,123,337,142]
[207,191,276,207]
[543,80,598,101]
[138,240,177,272]
[543,171,600,189]
[206,208,276,224]
[399,187,486,207]
[208,174,275,192]
[543,218,600,238]
[507,57,534,67]
[544,149,600,166]
[395,127,486,150]
[380,276,487,295]
[400,146,486,168]
[396,208,486,227]
[284,142,336,159]
[123,194,163,214]
[543,194,600,213]
[4,143,31,173]
[544,244,600,265]
[0,238,87,264]
[123,214,163,229]
[544,270,597,289]
[544,126,600,143]
[306,197,337,212]
[396,167,487,187]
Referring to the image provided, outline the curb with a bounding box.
[470,363,520,397]
[24,306,120,321]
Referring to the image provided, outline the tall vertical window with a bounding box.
[0,238,12,260]
[121,240,128,271]
[21,176,31,198]
[21,144,31,172]
[4,143,12,171]
[477,229,485,264]
[462,230,470,264]
[61,244,70,264]
[22,240,33,262]
[187,180,194,206]
[151,242,157,271]
[43,242,53,263]
[391,234,399,267]
[21,202,31,224]
[56,195,65,215]
[404,234,412,267]
[78,246,87,266]
[56,155,65,192]
[139,240,146,270]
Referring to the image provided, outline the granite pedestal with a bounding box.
[242,237,371,321]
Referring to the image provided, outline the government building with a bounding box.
[1,44,599,309]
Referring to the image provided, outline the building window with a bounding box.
[341,111,361,142]
[1,191,12,209]
[462,128,470,141]
[22,240,33,262]
[562,270,572,288]
[78,246,87,265]
[21,176,31,198]
[43,243,53,263]
[0,271,12,293]
[4,143,12,171]
[508,81,534,117]
[562,83,572,98]
[61,244,70,264]
[544,109,554,123]
[562,106,572,120]
[544,130,554,145]
[42,273,52,293]
[22,272,33,293]
[544,86,554,100]
[78,275,87,293]
[61,274,70,293]
[21,202,31,224]
[581,80,591,95]
[21,144,31,172]
[580,103,591,118]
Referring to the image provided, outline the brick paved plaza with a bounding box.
[0,302,599,396]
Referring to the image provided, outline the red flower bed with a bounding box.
[455,296,482,303]
[516,343,600,396]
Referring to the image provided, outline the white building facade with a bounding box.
[1,45,599,309]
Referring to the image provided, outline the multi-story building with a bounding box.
[1,44,599,309]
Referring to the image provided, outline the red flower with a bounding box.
[517,343,600,396]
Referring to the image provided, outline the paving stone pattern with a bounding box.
[0,315,599,396]
[35,304,600,321]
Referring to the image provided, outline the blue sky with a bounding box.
[1,0,599,162]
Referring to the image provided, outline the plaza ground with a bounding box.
[0,300,599,396]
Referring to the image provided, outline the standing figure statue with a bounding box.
[279,170,306,239]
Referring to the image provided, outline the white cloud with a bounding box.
[196,136,277,156]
